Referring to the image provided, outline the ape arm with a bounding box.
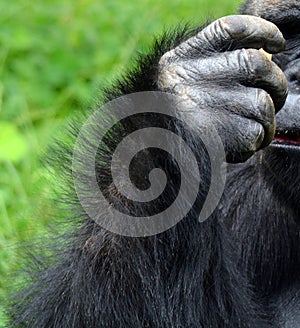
[9,14,289,328]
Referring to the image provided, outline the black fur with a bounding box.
[9,25,262,328]
[7,1,300,327]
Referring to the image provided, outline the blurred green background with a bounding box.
[0,0,241,325]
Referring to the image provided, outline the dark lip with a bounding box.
[272,138,300,146]
[271,140,300,147]
[270,141,300,153]
[271,139,300,152]
[273,129,300,147]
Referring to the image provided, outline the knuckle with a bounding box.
[252,123,265,150]
[157,63,186,91]
[218,15,248,39]
[159,50,175,68]
[242,121,265,154]
[254,89,276,146]
[244,49,270,77]
[255,89,274,115]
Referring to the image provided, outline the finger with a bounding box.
[243,49,288,112]
[223,86,276,148]
[259,49,272,61]
[176,93,266,163]
[218,114,264,163]
[173,84,276,149]
[168,15,285,60]
[211,86,276,148]
[175,48,288,112]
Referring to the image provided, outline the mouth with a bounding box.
[273,129,300,146]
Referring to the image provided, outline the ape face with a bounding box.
[242,0,300,151]
[267,38,300,202]
[273,32,300,149]
[238,1,300,204]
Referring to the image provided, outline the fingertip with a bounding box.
[264,28,286,54]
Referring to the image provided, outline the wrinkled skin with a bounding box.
[241,0,300,162]
[158,15,288,162]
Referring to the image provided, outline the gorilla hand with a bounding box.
[158,15,288,162]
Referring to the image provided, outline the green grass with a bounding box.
[0,0,241,325]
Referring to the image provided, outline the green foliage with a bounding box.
[0,0,241,325]
[0,122,28,162]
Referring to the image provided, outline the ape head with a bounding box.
[241,0,300,150]
[240,0,300,200]
[241,0,300,27]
